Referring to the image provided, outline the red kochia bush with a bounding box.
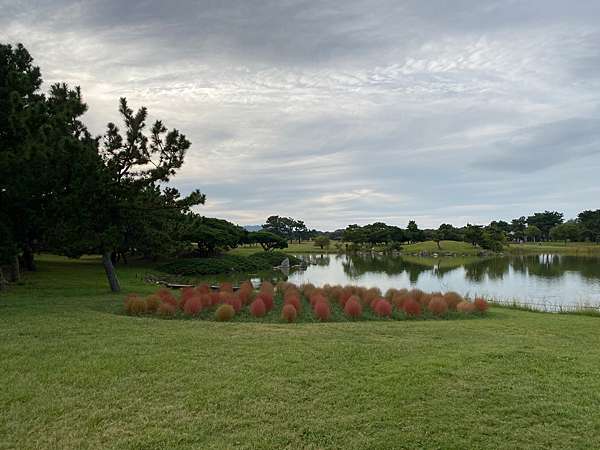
[456,301,476,313]
[313,301,331,321]
[209,291,221,305]
[257,292,273,311]
[443,292,463,310]
[474,297,489,313]
[344,296,363,319]
[281,304,297,323]
[402,298,421,317]
[157,288,178,307]
[284,294,302,313]
[146,295,161,313]
[310,293,327,307]
[260,281,274,297]
[157,302,176,317]
[428,296,448,316]
[250,298,266,317]
[183,297,203,316]
[125,296,147,315]
[374,299,392,317]
[215,304,235,321]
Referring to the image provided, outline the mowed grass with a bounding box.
[2,257,600,449]
[508,241,600,255]
[229,241,338,256]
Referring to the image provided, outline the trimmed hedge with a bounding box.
[158,252,300,276]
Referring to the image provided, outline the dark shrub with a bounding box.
[215,304,235,321]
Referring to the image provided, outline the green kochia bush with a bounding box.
[158,252,300,276]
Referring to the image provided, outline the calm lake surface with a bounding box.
[286,253,600,310]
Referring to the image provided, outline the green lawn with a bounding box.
[2,256,600,449]
[508,241,600,255]
[229,241,339,256]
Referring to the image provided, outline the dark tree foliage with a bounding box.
[47,98,205,291]
[526,211,564,241]
[0,44,98,273]
[182,215,247,256]
[511,216,527,241]
[577,210,600,242]
[248,231,288,251]
[263,215,307,243]
[464,224,484,247]
[406,220,426,243]
[550,221,584,243]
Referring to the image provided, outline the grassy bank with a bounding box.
[230,240,486,256]
[508,242,600,255]
[2,256,600,449]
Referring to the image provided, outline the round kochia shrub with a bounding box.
[250,298,266,317]
[313,301,331,321]
[215,304,235,321]
[183,297,202,316]
[125,296,147,315]
[402,298,421,317]
[146,295,161,313]
[157,288,178,307]
[443,292,463,310]
[157,302,176,317]
[257,293,273,312]
[344,296,363,319]
[374,299,392,317]
[284,294,302,313]
[282,304,297,323]
[456,301,476,314]
[474,297,489,312]
[428,296,448,316]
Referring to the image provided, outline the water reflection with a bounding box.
[288,253,600,307]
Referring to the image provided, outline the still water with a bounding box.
[286,253,600,310]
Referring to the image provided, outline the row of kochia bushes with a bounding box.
[124,281,489,322]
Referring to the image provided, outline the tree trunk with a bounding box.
[0,267,8,291]
[102,252,121,292]
[22,245,36,271]
[10,255,20,282]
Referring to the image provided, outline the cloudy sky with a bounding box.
[2,1,600,230]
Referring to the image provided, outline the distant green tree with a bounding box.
[527,211,564,241]
[550,221,583,243]
[248,231,288,251]
[524,225,542,243]
[511,216,527,241]
[406,220,425,243]
[183,215,246,256]
[314,236,330,250]
[577,210,600,242]
[464,224,485,247]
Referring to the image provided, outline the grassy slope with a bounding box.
[231,240,482,256]
[508,242,600,254]
[229,241,338,256]
[2,256,600,449]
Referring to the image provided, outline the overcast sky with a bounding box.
[2,1,600,230]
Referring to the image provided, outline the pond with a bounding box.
[285,253,600,311]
